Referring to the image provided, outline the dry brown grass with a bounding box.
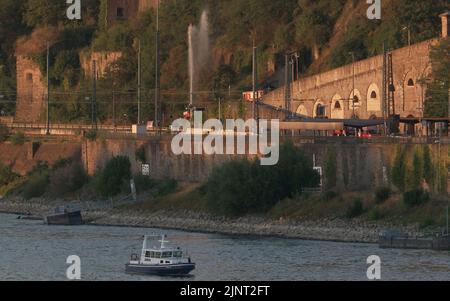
[16,26,60,56]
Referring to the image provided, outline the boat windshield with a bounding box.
[173,251,183,258]
[162,251,172,258]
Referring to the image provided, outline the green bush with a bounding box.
[403,189,430,208]
[205,142,320,217]
[10,132,25,145]
[0,162,15,186]
[345,198,365,219]
[367,208,382,221]
[135,146,146,163]
[154,178,178,197]
[48,163,87,197]
[374,187,391,204]
[23,174,48,199]
[133,174,155,193]
[94,156,131,198]
[85,130,98,141]
[322,190,338,202]
[391,146,407,192]
[0,123,9,142]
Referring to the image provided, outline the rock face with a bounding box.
[80,51,123,79]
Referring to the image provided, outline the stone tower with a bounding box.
[14,56,46,122]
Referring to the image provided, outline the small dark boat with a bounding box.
[125,235,195,276]
[44,205,83,226]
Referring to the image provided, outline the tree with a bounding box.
[94,156,131,198]
[23,0,66,27]
[424,38,450,118]
[391,146,407,192]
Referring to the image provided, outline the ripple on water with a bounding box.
[0,213,449,281]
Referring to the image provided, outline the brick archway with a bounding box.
[331,94,344,119]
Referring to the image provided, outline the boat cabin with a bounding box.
[130,235,191,266]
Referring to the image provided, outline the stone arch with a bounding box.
[313,99,327,118]
[331,94,344,119]
[349,89,362,111]
[366,83,381,112]
[401,68,419,113]
[296,104,309,117]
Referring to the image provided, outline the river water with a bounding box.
[0,213,449,281]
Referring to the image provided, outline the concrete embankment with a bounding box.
[0,198,423,244]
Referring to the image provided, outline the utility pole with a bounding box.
[154,1,160,133]
[137,40,141,125]
[46,43,50,135]
[92,60,97,128]
[252,44,257,121]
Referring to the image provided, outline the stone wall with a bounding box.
[263,39,439,124]
[81,135,448,192]
[0,141,81,175]
[14,56,46,123]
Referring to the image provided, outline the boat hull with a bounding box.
[45,211,83,226]
[125,263,196,276]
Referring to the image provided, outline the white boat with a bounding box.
[125,235,195,276]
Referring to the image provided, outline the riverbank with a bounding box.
[0,197,424,243]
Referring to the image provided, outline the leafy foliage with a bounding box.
[403,189,430,208]
[10,132,25,145]
[205,141,320,217]
[94,156,131,198]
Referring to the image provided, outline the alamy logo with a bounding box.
[66,0,81,20]
[170,111,280,166]
[66,255,81,280]
[366,255,381,280]
[366,0,381,20]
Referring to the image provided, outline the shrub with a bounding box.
[133,174,155,193]
[135,146,146,163]
[94,156,131,198]
[85,130,98,141]
[403,189,430,208]
[48,163,87,197]
[367,208,382,221]
[0,162,15,186]
[391,146,407,192]
[52,158,73,171]
[23,174,48,199]
[345,198,365,219]
[10,132,25,145]
[205,142,320,217]
[154,178,178,197]
[322,190,338,202]
[0,123,9,142]
[374,187,391,204]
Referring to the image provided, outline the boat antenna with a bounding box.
[159,234,168,249]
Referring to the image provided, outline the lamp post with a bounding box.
[402,26,411,47]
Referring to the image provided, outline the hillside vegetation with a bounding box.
[0,0,449,121]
